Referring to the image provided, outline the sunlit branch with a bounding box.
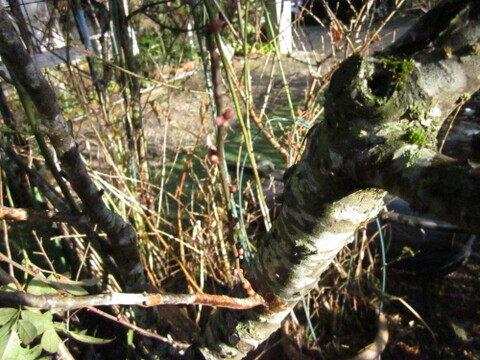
[0,289,266,312]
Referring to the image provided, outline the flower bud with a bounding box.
[209,154,219,164]
[208,145,219,163]
[214,115,226,126]
[223,109,234,120]
[207,144,217,155]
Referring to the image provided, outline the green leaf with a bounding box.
[67,330,113,345]
[20,311,52,336]
[26,279,58,296]
[0,330,21,360]
[32,187,45,204]
[0,309,18,326]
[0,284,18,292]
[16,344,42,360]
[17,320,37,345]
[40,328,60,354]
[0,320,15,339]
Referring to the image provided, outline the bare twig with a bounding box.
[87,307,190,349]
[0,205,87,224]
[0,289,266,312]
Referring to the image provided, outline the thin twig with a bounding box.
[87,306,190,349]
[0,205,87,224]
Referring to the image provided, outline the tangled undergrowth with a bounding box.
[2,0,478,359]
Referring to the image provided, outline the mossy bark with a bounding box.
[196,0,480,358]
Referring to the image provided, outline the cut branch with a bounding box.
[0,290,266,312]
[0,205,87,224]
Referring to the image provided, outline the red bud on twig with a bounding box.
[208,19,224,33]
[223,109,234,120]
[214,116,226,126]
[208,145,219,164]
[210,154,219,163]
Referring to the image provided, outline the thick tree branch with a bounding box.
[0,4,141,286]
[195,1,480,358]
[324,0,480,234]
[361,148,480,234]
[381,210,462,232]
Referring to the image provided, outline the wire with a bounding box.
[375,217,387,312]
[302,296,324,359]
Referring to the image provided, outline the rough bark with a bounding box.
[327,0,480,233]
[0,4,142,287]
[196,0,480,358]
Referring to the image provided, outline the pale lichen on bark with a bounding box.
[196,1,480,359]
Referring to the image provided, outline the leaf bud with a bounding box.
[214,116,226,126]
[223,108,234,120]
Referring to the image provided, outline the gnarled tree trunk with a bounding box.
[195,1,480,358]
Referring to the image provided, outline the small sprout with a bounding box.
[208,144,217,154]
[214,115,226,127]
[223,108,234,120]
[237,248,244,260]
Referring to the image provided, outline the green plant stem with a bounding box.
[205,1,272,231]
[206,33,234,211]
[218,41,273,230]
[262,1,298,164]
